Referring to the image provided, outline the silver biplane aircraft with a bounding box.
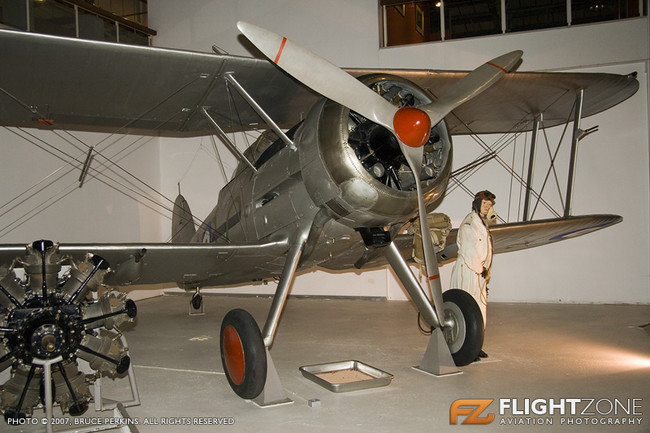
[0,21,639,418]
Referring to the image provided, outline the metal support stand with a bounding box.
[33,356,139,433]
[32,356,62,433]
[413,328,462,376]
[384,242,460,376]
[93,335,141,412]
[59,404,138,433]
[252,348,293,408]
[188,301,204,316]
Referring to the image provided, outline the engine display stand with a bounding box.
[30,338,140,433]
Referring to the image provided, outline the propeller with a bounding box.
[237,21,521,325]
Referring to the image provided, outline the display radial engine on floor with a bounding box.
[0,241,137,421]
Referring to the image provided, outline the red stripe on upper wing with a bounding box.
[274,37,287,64]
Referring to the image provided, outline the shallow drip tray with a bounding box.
[299,360,393,393]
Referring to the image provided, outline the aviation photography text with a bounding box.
[450,396,644,427]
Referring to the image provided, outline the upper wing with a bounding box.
[318,214,622,270]
[348,69,639,134]
[0,30,638,136]
[0,29,317,136]
[0,239,289,287]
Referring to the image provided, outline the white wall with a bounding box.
[0,130,164,243]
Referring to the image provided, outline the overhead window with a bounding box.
[505,0,567,32]
[571,0,644,25]
[445,0,502,39]
[0,0,155,46]
[32,0,76,38]
[382,1,442,45]
[380,0,647,47]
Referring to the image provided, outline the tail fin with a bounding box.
[171,194,196,243]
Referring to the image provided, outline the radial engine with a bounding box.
[298,73,453,229]
[0,240,136,422]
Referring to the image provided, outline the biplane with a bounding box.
[0,21,639,417]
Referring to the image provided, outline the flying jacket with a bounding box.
[456,211,492,274]
[450,211,493,325]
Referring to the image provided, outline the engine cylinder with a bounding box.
[299,74,452,228]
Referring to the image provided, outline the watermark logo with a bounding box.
[449,398,644,426]
[450,399,495,425]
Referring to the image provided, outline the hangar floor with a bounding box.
[11,294,650,432]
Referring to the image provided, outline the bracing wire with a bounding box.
[210,135,229,184]
[438,82,582,221]
[0,128,173,238]
[447,114,562,219]
[0,75,217,237]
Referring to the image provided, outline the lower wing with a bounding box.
[0,239,289,288]
[319,214,622,269]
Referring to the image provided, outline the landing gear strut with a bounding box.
[219,222,313,405]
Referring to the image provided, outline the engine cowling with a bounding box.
[298,74,452,228]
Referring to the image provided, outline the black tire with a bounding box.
[220,309,267,399]
[442,289,484,366]
[191,293,202,310]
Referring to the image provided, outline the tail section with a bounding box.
[171,194,196,243]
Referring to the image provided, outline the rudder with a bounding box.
[171,194,196,243]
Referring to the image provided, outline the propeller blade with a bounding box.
[400,51,521,321]
[421,50,523,127]
[237,21,397,131]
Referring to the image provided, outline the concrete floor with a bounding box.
[10,294,650,432]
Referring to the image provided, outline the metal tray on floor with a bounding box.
[299,360,393,393]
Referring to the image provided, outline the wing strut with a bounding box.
[522,114,541,221]
[565,89,585,217]
[200,107,258,173]
[224,72,295,151]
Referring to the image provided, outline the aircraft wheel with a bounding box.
[191,293,203,310]
[220,309,267,399]
[442,289,484,366]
